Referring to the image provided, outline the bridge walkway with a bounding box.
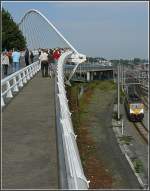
[2,72,58,189]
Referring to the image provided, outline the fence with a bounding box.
[55,51,90,189]
[1,61,41,107]
[1,52,90,189]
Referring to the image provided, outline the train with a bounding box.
[124,85,144,122]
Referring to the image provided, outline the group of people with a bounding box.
[1,48,34,77]
[1,49,21,76]
[39,48,62,78]
[1,46,66,78]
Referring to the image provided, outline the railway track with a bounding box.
[133,121,148,144]
[135,85,148,109]
[142,96,148,109]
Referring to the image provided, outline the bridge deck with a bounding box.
[2,72,58,189]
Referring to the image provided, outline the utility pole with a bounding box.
[117,62,120,120]
[121,63,124,91]
[121,119,124,135]
[123,67,126,93]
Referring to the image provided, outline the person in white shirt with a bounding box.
[1,52,10,76]
[39,49,49,77]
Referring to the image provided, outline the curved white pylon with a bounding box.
[19,9,79,54]
[19,9,86,81]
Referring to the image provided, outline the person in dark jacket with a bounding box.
[25,48,29,66]
[30,51,34,63]
[48,49,54,78]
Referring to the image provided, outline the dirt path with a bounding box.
[67,80,140,189]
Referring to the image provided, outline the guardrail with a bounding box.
[55,51,90,189]
[1,61,41,107]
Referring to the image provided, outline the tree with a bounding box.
[2,8,26,51]
[133,58,141,64]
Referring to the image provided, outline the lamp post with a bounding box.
[117,62,120,120]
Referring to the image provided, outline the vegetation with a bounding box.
[67,80,115,188]
[2,8,26,51]
[132,158,144,173]
[119,135,133,145]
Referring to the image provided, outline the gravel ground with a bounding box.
[68,81,141,189]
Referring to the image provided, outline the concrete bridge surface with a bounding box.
[2,72,58,189]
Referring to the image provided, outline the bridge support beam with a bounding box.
[90,72,93,80]
[87,72,90,81]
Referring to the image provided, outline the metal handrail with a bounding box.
[1,61,41,107]
[55,51,90,189]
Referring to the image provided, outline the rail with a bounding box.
[55,51,90,189]
[1,61,41,107]
[133,122,148,144]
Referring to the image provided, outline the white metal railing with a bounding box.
[1,61,40,107]
[55,51,90,189]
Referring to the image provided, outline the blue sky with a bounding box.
[2,1,148,59]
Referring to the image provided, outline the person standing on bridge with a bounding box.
[1,51,10,76]
[53,48,61,64]
[12,48,21,72]
[48,49,54,78]
[39,49,49,77]
[30,51,34,63]
[24,48,30,66]
[52,48,61,74]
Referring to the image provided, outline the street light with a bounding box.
[117,62,120,120]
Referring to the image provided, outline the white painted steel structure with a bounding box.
[19,9,86,82]
[2,10,89,188]
[56,51,90,189]
[1,61,40,107]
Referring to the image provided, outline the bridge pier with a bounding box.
[90,72,93,80]
[87,72,90,81]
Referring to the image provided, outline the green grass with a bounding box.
[132,158,144,173]
[67,80,116,169]
[119,135,133,145]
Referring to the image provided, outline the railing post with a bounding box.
[32,65,36,75]
[22,70,27,84]
[29,67,33,78]
[6,81,13,98]
[1,96,5,107]
[18,73,23,87]
[26,68,31,80]
[13,76,19,92]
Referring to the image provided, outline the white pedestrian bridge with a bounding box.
[1,9,89,190]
